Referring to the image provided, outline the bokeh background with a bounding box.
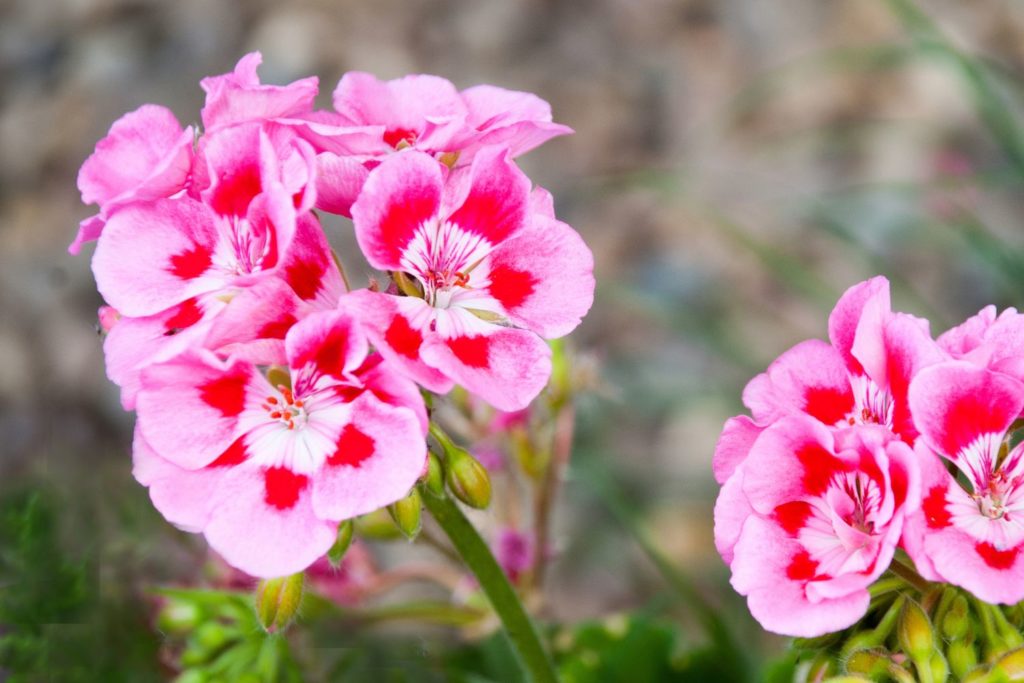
[3,0,1024,680]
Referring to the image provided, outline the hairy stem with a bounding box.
[422,492,558,683]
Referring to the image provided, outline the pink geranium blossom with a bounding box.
[902,361,1024,603]
[716,416,919,637]
[343,147,593,410]
[133,310,427,577]
[713,276,945,485]
[938,306,1024,389]
[71,105,195,254]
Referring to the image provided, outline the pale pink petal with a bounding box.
[730,516,870,637]
[200,52,318,131]
[203,279,307,366]
[359,356,430,433]
[132,427,227,533]
[137,351,260,469]
[938,305,998,356]
[78,104,193,208]
[68,215,105,255]
[714,466,753,565]
[421,314,552,411]
[104,297,222,409]
[901,445,958,583]
[741,339,853,426]
[92,199,225,317]
[828,276,890,375]
[458,85,572,158]
[338,290,453,393]
[712,416,764,484]
[314,153,370,217]
[311,394,426,520]
[204,465,338,577]
[908,361,1024,458]
[351,150,444,271]
[483,212,594,338]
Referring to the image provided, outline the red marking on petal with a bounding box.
[263,467,308,510]
[785,550,819,581]
[803,386,854,426]
[200,372,247,417]
[384,315,423,360]
[922,485,952,529]
[795,443,847,497]
[774,501,814,536]
[291,324,348,378]
[384,127,417,149]
[976,542,1019,570]
[378,193,437,260]
[211,165,262,217]
[488,264,536,310]
[285,256,326,301]
[448,335,490,369]
[258,313,298,339]
[164,299,204,334]
[941,394,1012,457]
[207,436,247,467]
[169,244,212,280]
[327,424,375,468]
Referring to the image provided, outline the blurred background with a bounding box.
[3,0,1024,680]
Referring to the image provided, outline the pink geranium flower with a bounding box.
[716,416,919,637]
[199,52,318,132]
[343,147,593,411]
[71,105,195,254]
[713,276,945,485]
[133,310,427,577]
[938,306,1024,388]
[902,361,1024,603]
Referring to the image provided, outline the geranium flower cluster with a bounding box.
[75,53,594,579]
[714,276,1024,637]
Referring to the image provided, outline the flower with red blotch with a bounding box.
[343,147,594,411]
[716,416,919,637]
[312,72,574,217]
[132,310,427,577]
[71,105,195,255]
[938,306,1024,390]
[902,361,1024,604]
[713,276,945,486]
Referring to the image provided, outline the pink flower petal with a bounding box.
[712,416,764,484]
[483,211,594,339]
[828,276,890,376]
[442,147,531,247]
[285,310,367,387]
[314,153,370,217]
[200,52,318,131]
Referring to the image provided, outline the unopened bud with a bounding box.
[898,599,935,663]
[446,447,492,509]
[356,508,404,540]
[255,573,304,634]
[845,649,890,678]
[157,598,202,636]
[194,621,232,652]
[327,519,355,568]
[421,452,445,498]
[943,594,971,641]
[930,650,949,683]
[995,647,1024,678]
[949,640,979,680]
[173,670,208,683]
[389,487,422,540]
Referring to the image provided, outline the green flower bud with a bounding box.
[421,452,445,498]
[898,599,936,663]
[844,648,890,679]
[930,650,949,683]
[173,670,208,683]
[255,573,304,634]
[327,519,355,568]
[994,647,1024,678]
[943,594,971,642]
[389,487,423,540]
[157,598,202,636]
[355,508,404,540]
[194,621,232,652]
[949,640,979,680]
[446,447,492,509]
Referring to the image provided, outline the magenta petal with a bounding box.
[828,276,890,375]
[714,467,753,566]
[68,215,105,255]
[315,153,370,217]
[200,52,318,131]
[938,305,998,357]
[311,394,426,521]
[908,361,1024,459]
[712,416,764,485]
[443,147,531,247]
[286,311,367,387]
[351,151,444,271]
[483,212,594,339]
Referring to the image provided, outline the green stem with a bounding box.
[422,492,559,683]
[888,557,931,593]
